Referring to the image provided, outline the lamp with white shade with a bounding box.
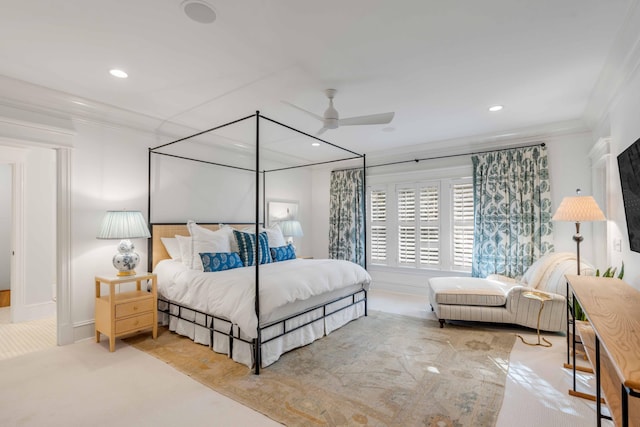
[279,220,303,246]
[97,210,151,276]
[551,189,606,275]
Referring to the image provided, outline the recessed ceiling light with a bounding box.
[311,142,320,147]
[488,105,503,112]
[109,69,128,79]
[182,0,217,24]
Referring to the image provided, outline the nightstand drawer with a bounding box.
[115,312,153,334]
[115,298,153,318]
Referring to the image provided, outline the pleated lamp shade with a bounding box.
[97,211,151,239]
[279,220,304,238]
[552,196,606,222]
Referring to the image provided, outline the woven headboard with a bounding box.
[150,223,256,271]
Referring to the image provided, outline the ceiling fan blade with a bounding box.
[339,112,395,127]
[316,127,328,136]
[282,101,324,122]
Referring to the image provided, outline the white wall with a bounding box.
[23,148,56,305]
[607,65,640,289]
[0,164,10,290]
[70,121,158,335]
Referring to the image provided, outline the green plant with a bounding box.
[574,262,624,321]
[595,261,625,279]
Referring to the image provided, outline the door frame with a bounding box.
[0,114,75,345]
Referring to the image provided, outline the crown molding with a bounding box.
[584,0,640,134]
[0,75,199,141]
[364,119,589,166]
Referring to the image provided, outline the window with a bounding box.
[367,176,472,272]
[452,181,474,269]
[369,189,387,263]
[397,183,440,267]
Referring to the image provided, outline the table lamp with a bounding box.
[97,210,151,276]
[279,220,303,246]
[551,189,606,275]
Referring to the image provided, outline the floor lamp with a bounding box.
[551,189,606,275]
[551,189,605,401]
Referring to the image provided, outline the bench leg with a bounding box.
[439,319,445,328]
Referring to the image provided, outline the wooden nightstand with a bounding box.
[95,272,157,352]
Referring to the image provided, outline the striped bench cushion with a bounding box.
[428,277,515,307]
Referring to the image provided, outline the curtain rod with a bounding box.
[367,142,545,169]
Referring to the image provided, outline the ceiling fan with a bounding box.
[285,89,395,135]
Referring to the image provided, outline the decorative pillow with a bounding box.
[270,244,296,262]
[233,230,272,266]
[199,252,243,272]
[161,237,182,261]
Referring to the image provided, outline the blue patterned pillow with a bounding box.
[199,252,244,272]
[270,244,297,262]
[233,230,272,266]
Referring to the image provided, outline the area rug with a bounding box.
[125,311,515,426]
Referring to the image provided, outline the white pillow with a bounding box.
[160,237,182,261]
[175,234,193,268]
[219,224,238,252]
[187,221,233,270]
[264,223,286,247]
[241,223,286,247]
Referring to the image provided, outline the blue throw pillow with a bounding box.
[233,230,272,266]
[270,244,297,262]
[200,252,244,272]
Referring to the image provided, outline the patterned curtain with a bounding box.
[328,169,365,266]
[472,145,554,278]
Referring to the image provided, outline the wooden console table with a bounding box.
[566,275,640,426]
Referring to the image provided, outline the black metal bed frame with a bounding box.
[157,288,367,365]
[147,111,367,374]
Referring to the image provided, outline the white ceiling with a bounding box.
[0,0,633,157]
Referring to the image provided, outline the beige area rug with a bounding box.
[126,311,515,427]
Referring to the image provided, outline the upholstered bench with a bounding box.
[427,252,594,332]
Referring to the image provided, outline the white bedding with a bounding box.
[154,258,372,339]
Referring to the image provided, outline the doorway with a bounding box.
[0,163,10,307]
[0,146,57,359]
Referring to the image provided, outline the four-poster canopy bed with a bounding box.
[147,111,370,374]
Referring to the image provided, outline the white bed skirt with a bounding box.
[158,289,366,368]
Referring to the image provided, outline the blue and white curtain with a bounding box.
[472,145,554,278]
[328,169,365,267]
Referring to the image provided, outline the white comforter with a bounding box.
[154,258,372,338]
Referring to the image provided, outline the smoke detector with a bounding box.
[182,0,217,24]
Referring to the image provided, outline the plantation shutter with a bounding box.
[452,181,474,270]
[419,185,439,266]
[397,183,440,267]
[369,189,387,263]
[397,188,416,265]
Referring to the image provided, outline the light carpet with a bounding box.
[126,311,515,427]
